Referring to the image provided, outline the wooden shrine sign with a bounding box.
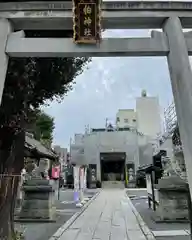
[73,0,101,44]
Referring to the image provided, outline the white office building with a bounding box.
[116,109,137,128]
[136,90,162,138]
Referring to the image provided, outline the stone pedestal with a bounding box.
[18,179,56,222]
[155,176,189,222]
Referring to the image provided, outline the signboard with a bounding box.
[73,0,101,44]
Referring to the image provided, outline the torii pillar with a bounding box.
[164,17,192,198]
[0,19,12,103]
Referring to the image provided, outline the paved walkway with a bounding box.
[58,189,154,240]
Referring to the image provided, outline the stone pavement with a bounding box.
[15,189,98,240]
[57,189,155,240]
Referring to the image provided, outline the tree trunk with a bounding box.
[0,128,25,240]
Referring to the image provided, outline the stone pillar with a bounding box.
[163,17,192,198]
[0,19,12,104]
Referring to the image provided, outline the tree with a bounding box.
[28,109,55,148]
[0,30,90,238]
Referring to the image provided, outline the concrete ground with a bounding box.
[57,189,154,240]
[127,188,191,240]
[15,189,98,240]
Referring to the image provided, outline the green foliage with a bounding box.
[0,56,90,132]
[27,109,55,146]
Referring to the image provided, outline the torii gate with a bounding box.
[1,0,192,195]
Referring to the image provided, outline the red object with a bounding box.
[52,166,60,179]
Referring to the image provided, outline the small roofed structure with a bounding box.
[25,132,58,161]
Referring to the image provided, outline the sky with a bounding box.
[43,28,176,148]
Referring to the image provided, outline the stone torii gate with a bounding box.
[1,0,192,195]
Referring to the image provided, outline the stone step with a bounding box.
[102,181,125,189]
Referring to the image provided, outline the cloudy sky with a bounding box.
[43,29,174,148]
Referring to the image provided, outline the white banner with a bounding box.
[146,173,152,195]
[79,167,84,202]
[73,166,80,191]
[80,167,84,190]
[84,167,87,190]
[73,166,80,202]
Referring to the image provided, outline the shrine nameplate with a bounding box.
[73,0,101,44]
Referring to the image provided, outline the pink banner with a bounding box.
[52,166,60,179]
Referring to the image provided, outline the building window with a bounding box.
[133,119,136,122]
[116,117,120,122]
[124,118,129,123]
